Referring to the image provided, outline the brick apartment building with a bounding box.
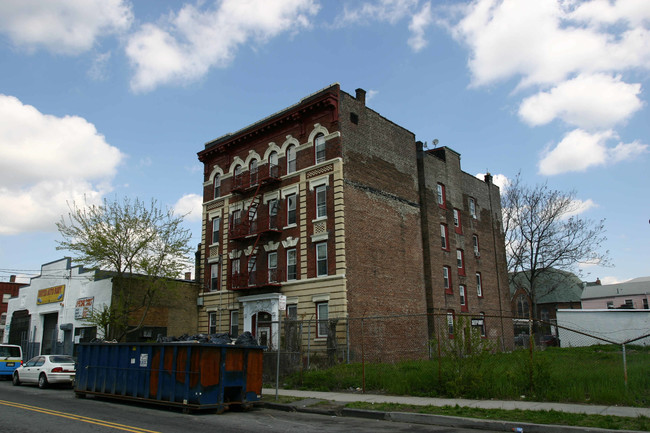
[196,84,512,358]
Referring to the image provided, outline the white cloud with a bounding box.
[0,0,132,55]
[126,0,320,93]
[538,129,648,175]
[0,95,124,234]
[366,89,379,101]
[88,51,112,81]
[475,172,509,190]
[564,198,597,219]
[519,74,643,130]
[173,194,203,223]
[408,2,432,52]
[452,0,650,89]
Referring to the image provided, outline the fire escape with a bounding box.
[228,162,282,290]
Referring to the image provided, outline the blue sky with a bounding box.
[0,0,648,284]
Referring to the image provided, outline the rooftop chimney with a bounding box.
[10,275,16,283]
[355,88,366,105]
[484,172,493,184]
[185,272,192,281]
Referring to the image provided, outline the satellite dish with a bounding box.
[433,139,439,148]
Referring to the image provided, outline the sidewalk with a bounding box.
[261,388,650,433]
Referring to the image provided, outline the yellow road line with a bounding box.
[0,399,161,433]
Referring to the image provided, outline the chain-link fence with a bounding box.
[256,312,649,402]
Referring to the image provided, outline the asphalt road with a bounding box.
[0,379,498,432]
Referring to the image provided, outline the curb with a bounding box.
[260,401,647,433]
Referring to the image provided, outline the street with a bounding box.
[0,380,499,432]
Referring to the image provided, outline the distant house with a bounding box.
[510,269,585,341]
[581,277,650,310]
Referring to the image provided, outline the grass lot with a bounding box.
[282,345,650,407]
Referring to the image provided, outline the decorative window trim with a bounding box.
[281,186,298,199]
[311,232,329,243]
[308,175,330,191]
[263,241,280,252]
[282,237,299,248]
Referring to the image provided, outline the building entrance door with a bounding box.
[41,313,58,354]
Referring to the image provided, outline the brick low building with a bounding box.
[196,84,512,359]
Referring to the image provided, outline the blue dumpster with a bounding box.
[74,342,264,413]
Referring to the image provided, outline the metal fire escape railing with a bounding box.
[229,163,282,291]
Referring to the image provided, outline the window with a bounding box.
[287,145,296,173]
[287,249,297,280]
[453,208,462,233]
[624,299,633,308]
[0,313,5,326]
[209,312,217,334]
[469,197,477,219]
[233,164,242,188]
[248,256,257,286]
[443,266,452,294]
[516,295,529,318]
[250,159,258,185]
[268,199,279,228]
[315,185,327,219]
[287,194,297,225]
[606,301,614,309]
[316,302,329,338]
[315,133,326,163]
[447,310,455,338]
[476,272,483,297]
[440,223,449,250]
[269,151,279,177]
[644,298,649,309]
[210,263,220,291]
[232,209,241,228]
[287,304,298,320]
[316,243,328,277]
[437,183,446,208]
[232,257,241,276]
[459,285,467,311]
[212,217,220,244]
[2,293,10,303]
[473,312,486,337]
[230,310,239,337]
[457,249,465,276]
[473,234,480,257]
[213,174,221,199]
[268,252,278,283]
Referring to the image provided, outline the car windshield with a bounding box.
[50,356,75,364]
[0,346,21,357]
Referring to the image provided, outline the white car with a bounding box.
[12,355,76,389]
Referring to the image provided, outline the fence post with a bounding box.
[361,317,365,394]
[275,319,281,401]
[346,318,350,364]
[622,343,628,390]
[307,319,311,369]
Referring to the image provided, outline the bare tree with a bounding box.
[502,174,610,321]
[56,197,193,341]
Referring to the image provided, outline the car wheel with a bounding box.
[12,372,20,386]
[38,374,49,389]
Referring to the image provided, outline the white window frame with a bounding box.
[453,208,461,230]
[473,234,480,256]
[315,134,326,163]
[457,249,465,273]
[469,197,476,219]
[287,248,297,280]
[316,302,329,338]
[230,310,239,336]
[213,174,221,199]
[447,311,454,337]
[209,312,218,334]
[287,194,297,225]
[287,145,296,173]
[315,185,327,219]
[459,284,466,306]
[210,262,220,291]
[212,217,220,245]
[437,183,445,207]
[268,252,278,283]
[476,272,483,297]
[250,159,258,185]
[443,266,451,291]
[316,242,328,277]
[440,223,448,250]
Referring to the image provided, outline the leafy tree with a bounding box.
[502,174,610,323]
[56,197,193,341]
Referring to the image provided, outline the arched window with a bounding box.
[213,174,221,199]
[269,151,279,177]
[314,133,326,163]
[249,159,258,186]
[233,164,243,189]
[286,145,296,174]
[516,294,529,318]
